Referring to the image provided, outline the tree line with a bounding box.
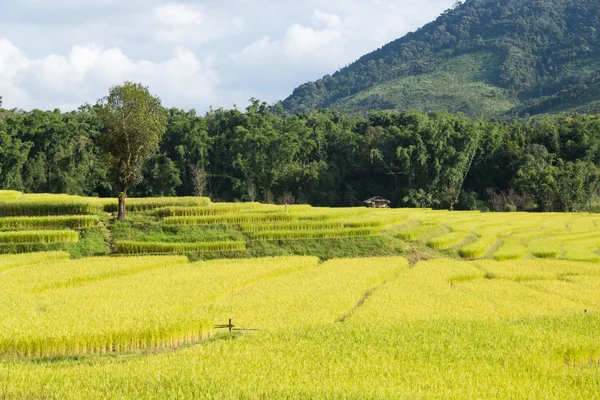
[1,94,600,212]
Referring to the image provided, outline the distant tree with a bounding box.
[98,82,166,220]
[188,164,208,197]
[513,145,558,212]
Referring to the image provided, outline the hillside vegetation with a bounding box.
[3,103,600,211]
[283,0,600,118]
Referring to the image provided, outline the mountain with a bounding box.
[282,0,600,118]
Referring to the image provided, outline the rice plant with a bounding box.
[249,228,380,241]
[428,230,470,250]
[0,254,600,398]
[0,215,100,230]
[163,213,296,226]
[459,235,499,259]
[101,197,211,213]
[27,255,189,292]
[156,203,315,218]
[561,239,600,262]
[0,230,79,244]
[197,256,409,329]
[474,259,600,281]
[0,255,317,357]
[114,240,247,254]
[0,202,101,217]
[0,251,70,273]
[154,203,262,217]
[396,222,441,240]
[492,238,529,261]
[351,258,585,321]
[528,238,561,259]
[293,208,372,221]
[240,220,384,233]
[0,190,22,202]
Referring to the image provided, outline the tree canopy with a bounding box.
[1,98,599,213]
[98,82,167,219]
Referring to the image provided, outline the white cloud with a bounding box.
[0,39,30,105]
[0,0,456,110]
[225,0,454,104]
[0,39,219,110]
[155,3,205,26]
[231,9,346,67]
[283,11,343,61]
[151,2,244,45]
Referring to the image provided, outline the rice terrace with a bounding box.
[0,190,598,398]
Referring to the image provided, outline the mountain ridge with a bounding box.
[282,0,600,118]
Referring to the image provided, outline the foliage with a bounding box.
[283,0,600,118]
[2,104,600,212]
[98,82,167,219]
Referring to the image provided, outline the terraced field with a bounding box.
[0,191,599,398]
[395,209,600,262]
[0,190,409,258]
[3,190,600,262]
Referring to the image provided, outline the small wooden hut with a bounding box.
[363,196,391,208]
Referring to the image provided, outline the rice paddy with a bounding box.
[1,191,600,397]
[4,191,599,261]
[114,240,247,254]
[0,252,598,398]
[389,209,600,262]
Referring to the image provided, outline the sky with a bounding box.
[0,0,455,112]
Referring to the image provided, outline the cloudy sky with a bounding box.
[0,0,454,111]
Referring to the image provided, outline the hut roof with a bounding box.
[363,196,391,204]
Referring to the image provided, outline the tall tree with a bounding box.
[98,82,166,220]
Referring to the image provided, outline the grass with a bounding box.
[247,236,407,260]
[335,52,518,118]
[396,221,441,240]
[110,221,244,243]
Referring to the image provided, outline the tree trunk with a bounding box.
[118,191,127,221]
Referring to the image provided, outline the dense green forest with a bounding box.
[1,97,599,212]
[283,0,600,118]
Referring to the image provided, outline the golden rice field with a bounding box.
[394,208,600,262]
[1,190,600,397]
[0,252,599,398]
[4,189,599,262]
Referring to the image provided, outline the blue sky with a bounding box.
[0,0,454,111]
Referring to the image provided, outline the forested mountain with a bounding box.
[282,0,600,118]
